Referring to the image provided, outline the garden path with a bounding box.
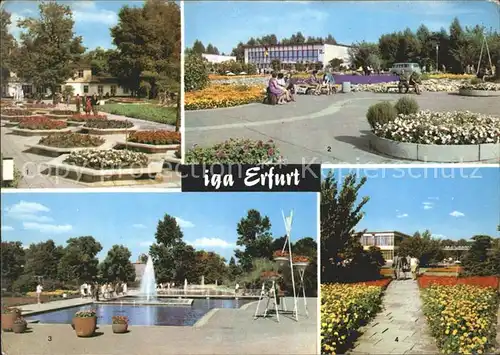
[349,279,439,354]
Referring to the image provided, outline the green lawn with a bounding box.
[99,103,177,125]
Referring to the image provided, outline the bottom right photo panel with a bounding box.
[320,166,500,355]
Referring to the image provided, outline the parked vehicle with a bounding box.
[389,63,421,75]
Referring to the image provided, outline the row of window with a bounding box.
[360,236,394,247]
[248,50,319,61]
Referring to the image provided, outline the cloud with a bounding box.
[71,1,118,26]
[422,201,434,210]
[133,224,147,229]
[187,237,234,249]
[175,217,195,229]
[139,241,154,247]
[1,225,14,232]
[4,201,54,222]
[23,222,72,234]
[397,213,409,218]
[449,211,465,218]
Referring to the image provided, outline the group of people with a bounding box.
[398,70,421,94]
[74,93,100,116]
[392,255,420,280]
[80,281,128,301]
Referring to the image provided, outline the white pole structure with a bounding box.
[282,210,298,321]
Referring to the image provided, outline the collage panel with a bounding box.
[1,0,181,189]
[1,191,318,354]
[320,166,500,354]
[183,0,499,165]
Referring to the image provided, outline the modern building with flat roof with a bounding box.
[243,43,351,70]
[202,53,237,63]
[358,231,412,263]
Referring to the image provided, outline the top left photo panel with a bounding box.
[1,0,181,189]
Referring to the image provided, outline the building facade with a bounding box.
[3,67,128,98]
[243,43,351,70]
[358,231,412,263]
[202,53,237,63]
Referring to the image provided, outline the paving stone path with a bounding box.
[349,279,439,354]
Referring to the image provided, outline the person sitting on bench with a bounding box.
[277,73,294,102]
[307,70,322,94]
[268,72,286,105]
[323,70,336,95]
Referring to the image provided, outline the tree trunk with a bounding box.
[175,89,180,132]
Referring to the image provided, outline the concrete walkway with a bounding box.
[17,297,93,316]
[349,279,438,354]
[185,92,500,164]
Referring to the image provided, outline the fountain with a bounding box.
[139,255,157,301]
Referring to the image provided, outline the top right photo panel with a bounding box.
[184,0,500,165]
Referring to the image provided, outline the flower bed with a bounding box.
[26,289,79,297]
[70,114,107,122]
[418,275,499,289]
[24,103,56,109]
[99,103,177,125]
[185,138,281,164]
[426,73,475,80]
[352,79,473,93]
[50,110,75,115]
[19,117,68,130]
[425,267,463,273]
[1,109,33,116]
[421,284,499,354]
[38,133,105,148]
[63,149,149,169]
[3,114,46,122]
[127,130,181,145]
[459,82,500,91]
[83,119,133,129]
[373,110,499,145]
[185,84,265,110]
[321,283,385,354]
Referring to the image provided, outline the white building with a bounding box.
[243,43,351,70]
[3,66,129,98]
[202,53,237,63]
[358,231,412,263]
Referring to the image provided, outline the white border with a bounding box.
[321,163,500,169]
[0,188,182,193]
[180,0,186,165]
[316,190,321,355]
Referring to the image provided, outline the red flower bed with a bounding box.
[70,114,107,122]
[19,117,68,130]
[353,279,392,289]
[7,115,47,122]
[273,250,289,258]
[292,255,309,263]
[417,275,499,289]
[2,109,33,116]
[127,130,181,145]
[260,271,280,279]
[25,103,56,109]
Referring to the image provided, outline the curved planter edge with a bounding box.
[369,132,499,162]
[458,88,500,97]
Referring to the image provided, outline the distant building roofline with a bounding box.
[243,42,352,49]
[358,231,413,239]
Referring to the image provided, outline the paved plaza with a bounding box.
[1,297,317,355]
[349,280,438,355]
[1,107,181,189]
[185,92,500,164]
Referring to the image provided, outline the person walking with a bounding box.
[91,94,99,116]
[75,94,81,113]
[36,283,43,304]
[235,282,240,295]
[392,255,400,280]
[411,256,420,280]
[85,97,92,116]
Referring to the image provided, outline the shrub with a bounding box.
[366,101,397,129]
[185,138,281,164]
[112,315,128,324]
[1,109,33,116]
[421,284,498,354]
[39,133,105,148]
[83,119,133,129]
[64,150,149,169]
[19,117,67,130]
[460,82,500,91]
[49,110,74,115]
[394,96,419,115]
[98,104,177,125]
[127,130,181,145]
[470,77,481,85]
[184,51,209,92]
[70,114,107,122]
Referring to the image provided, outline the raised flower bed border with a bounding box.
[25,140,114,158]
[369,132,499,162]
[44,154,164,183]
[458,88,500,97]
[80,125,139,135]
[10,126,77,137]
[114,140,179,154]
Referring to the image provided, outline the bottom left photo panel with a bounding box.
[0,192,318,355]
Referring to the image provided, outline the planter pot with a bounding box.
[112,323,128,333]
[273,256,289,267]
[293,262,309,271]
[73,316,97,337]
[1,313,19,331]
[12,322,26,333]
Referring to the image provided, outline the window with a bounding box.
[123,87,129,94]
[78,70,84,78]
[22,85,33,94]
[97,85,103,94]
[381,250,394,261]
[110,85,117,96]
[83,85,89,94]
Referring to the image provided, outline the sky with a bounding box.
[185,0,500,54]
[323,167,500,240]
[0,192,318,262]
[3,0,145,50]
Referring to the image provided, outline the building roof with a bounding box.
[244,42,352,49]
[360,231,413,239]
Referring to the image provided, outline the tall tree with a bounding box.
[194,251,227,284]
[23,240,64,281]
[14,2,84,98]
[234,209,273,272]
[192,40,206,54]
[1,241,25,291]
[0,10,16,84]
[58,236,102,284]
[99,245,136,282]
[348,41,379,70]
[461,235,493,276]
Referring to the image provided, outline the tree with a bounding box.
[205,43,219,55]
[461,235,493,276]
[138,253,148,263]
[58,236,102,284]
[348,41,379,70]
[1,242,25,291]
[228,256,242,281]
[324,34,337,45]
[328,58,344,71]
[192,40,206,54]
[1,10,16,84]
[397,230,444,266]
[80,47,115,76]
[23,240,64,281]
[109,0,180,98]
[448,18,465,73]
[184,50,209,92]
[99,245,136,282]
[194,251,227,284]
[235,209,273,272]
[293,237,318,296]
[321,171,371,283]
[14,2,84,99]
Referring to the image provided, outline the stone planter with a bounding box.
[73,316,97,337]
[273,256,289,267]
[458,88,500,97]
[369,132,499,162]
[114,141,179,154]
[10,127,76,137]
[81,125,138,135]
[1,313,19,331]
[293,262,309,271]
[112,323,128,333]
[12,322,27,334]
[25,141,113,158]
[1,114,37,120]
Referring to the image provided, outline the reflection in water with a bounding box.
[28,299,253,326]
